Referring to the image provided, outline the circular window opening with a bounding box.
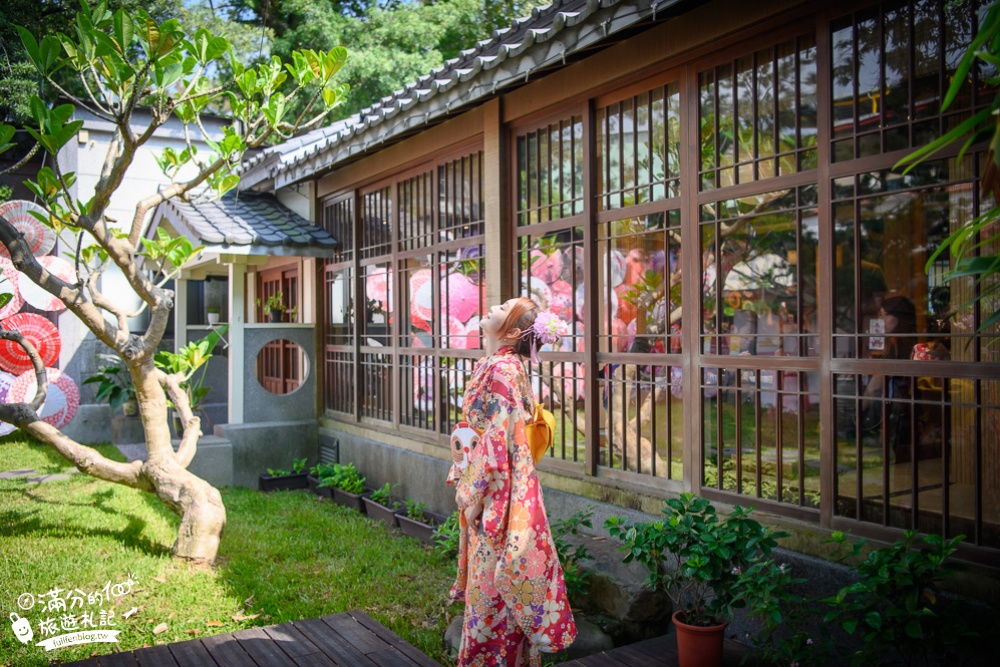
[255,339,310,395]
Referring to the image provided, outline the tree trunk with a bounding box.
[146,461,226,562]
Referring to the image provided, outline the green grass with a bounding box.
[0,435,457,666]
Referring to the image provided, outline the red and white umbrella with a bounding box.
[446,315,480,350]
[0,259,23,319]
[18,256,76,312]
[0,200,56,258]
[410,269,433,322]
[441,272,480,323]
[0,313,61,374]
[364,265,393,314]
[7,367,79,429]
[530,248,564,284]
[0,371,16,436]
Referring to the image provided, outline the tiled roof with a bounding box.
[152,191,336,257]
[240,0,690,191]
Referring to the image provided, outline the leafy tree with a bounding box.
[0,0,348,563]
[219,0,551,119]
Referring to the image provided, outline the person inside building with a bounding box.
[862,295,918,462]
[447,296,577,666]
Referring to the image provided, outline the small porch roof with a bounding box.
[149,191,336,258]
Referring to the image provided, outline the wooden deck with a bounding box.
[555,632,754,666]
[62,610,443,667]
[62,610,755,667]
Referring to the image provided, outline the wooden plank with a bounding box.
[168,637,220,667]
[262,622,322,658]
[134,644,181,667]
[628,634,675,662]
[320,613,386,654]
[291,653,340,667]
[600,643,668,667]
[202,632,257,667]
[348,611,442,667]
[571,651,632,667]
[95,652,140,667]
[293,617,377,667]
[365,647,422,667]
[62,659,101,667]
[232,627,298,667]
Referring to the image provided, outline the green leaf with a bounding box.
[113,8,133,55]
[0,125,15,155]
[0,293,11,309]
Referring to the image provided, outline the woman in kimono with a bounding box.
[448,296,576,666]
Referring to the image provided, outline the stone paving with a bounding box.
[0,467,79,483]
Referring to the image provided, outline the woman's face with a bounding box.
[480,298,522,337]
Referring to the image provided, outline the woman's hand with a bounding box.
[464,502,483,529]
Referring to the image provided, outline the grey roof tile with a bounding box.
[156,192,337,251]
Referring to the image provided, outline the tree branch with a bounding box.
[25,420,151,489]
[0,330,47,412]
[127,156,227,248]
[0,141,41,177]
[0,214,124,354]
[156,369,200,469]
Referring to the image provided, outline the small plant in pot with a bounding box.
[362,482,400,527]
[257,292,287,323]
[319,462,368,512]
[605,493,786,667]
[83,354,138,416]
[308,462,336,498]
[395,498,447,546]
[206,306,220,325]
[259,457,309,492]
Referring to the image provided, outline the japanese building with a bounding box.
[165,0,1000,573]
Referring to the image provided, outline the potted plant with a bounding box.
[259,457,309,492]
[206,306,220,325]
[83,354,138,416]
[605,493,785,667]
[308,462,336,498]
[320,462,369,512]
[395,499,447,546]
[362,482,400,527]
[257,291,286,323]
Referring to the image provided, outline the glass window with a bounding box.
[398,171,434,252]
[702,366,820,507]
[322,195,354,416]
[831,157,992,359]
[516,116,584,225]
[361,186,392,259]
[439,151,484,239]
[830,0,992,162]
[699,34,818,190]
[701,186,819,359]
[598,210,683,356]
[597,83,681,210]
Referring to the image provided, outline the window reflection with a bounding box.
[701,186,819,358]
[699,35,817,189]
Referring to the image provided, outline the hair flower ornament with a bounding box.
[533,311,571,344]
[521,310,571,363]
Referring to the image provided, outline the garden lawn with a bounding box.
[0,435,458,667]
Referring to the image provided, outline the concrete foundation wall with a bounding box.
[332,429,457,514]
[221,420,318,488]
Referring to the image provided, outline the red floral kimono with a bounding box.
[447,347,576,666]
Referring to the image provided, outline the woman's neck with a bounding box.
[483,332,513,356]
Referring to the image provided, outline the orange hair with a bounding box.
[496,297,540,357]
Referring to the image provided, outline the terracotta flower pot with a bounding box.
[672,610,727,667]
